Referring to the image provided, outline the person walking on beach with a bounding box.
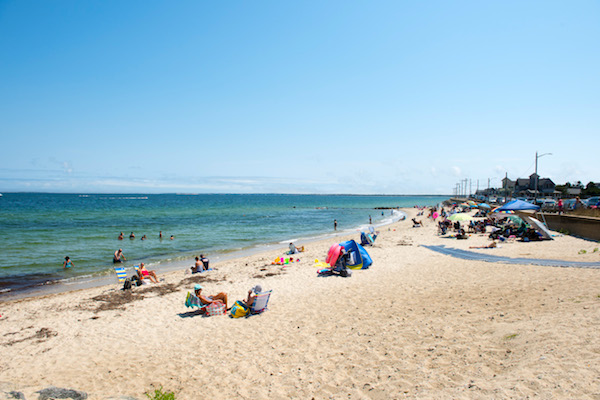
[334,219,337,231]
[113,249,126,263]
[63,256,74,269]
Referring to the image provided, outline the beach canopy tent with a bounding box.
[495,199,540,212]
[340,240,373,270]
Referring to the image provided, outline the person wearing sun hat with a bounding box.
[243,285,263,307]
[194,284,228,309]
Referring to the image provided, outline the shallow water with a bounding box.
[0,193,446,297]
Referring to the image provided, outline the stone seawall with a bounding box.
[540,213,600,241]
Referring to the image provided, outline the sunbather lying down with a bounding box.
[470,241,497,249]
[194,284,228,309]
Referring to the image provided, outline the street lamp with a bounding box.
[534,151,552,201]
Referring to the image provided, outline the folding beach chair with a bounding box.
[185,292,207,311]
[134,265,153,284]
[249,290,272,315]
[114,266,127,283]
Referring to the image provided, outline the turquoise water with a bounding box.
[0,193,447,296]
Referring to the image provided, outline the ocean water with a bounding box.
[0,193,446,298]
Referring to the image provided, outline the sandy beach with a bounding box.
[1,207,599,399]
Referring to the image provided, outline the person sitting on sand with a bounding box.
[470,241,497,249]
[63,256,74,269]
[288,243,304,254]
[412,218,423,227]
[456,229,469,240]
[137,262,159,283]
[200,254,209,270]
[193,284,227,309]
[113,249,126,263]
[191,256,204,273]
[243,285,262,307]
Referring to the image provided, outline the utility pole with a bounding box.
[534,151,553,201]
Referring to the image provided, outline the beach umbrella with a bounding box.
[448,213,473,222]
[478,203,491,209]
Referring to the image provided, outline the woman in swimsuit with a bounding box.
[194,284,228,309]
[137,262,159,283]
[63,256,74,269]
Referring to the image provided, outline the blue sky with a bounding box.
[1,1,598,194]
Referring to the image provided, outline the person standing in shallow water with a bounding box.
[63,256,74,269]
[113,249,126,263]
[334,219,337,231]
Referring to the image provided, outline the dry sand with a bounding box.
[1,208,599,399]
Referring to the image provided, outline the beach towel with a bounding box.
[185,292,205,309]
